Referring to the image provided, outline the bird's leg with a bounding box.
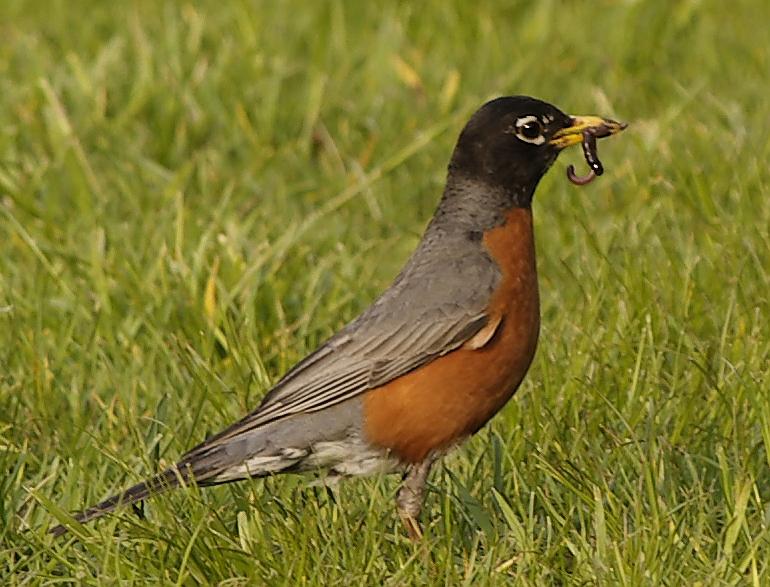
[396,455,436,541]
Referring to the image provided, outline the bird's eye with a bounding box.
[513,115,545,145]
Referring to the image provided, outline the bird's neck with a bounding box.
[429,172,536,234]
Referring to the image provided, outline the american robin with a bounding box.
[50,96,625,539]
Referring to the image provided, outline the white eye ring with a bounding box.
[513,115,546,145]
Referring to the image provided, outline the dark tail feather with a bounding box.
[49,465,192,537]
[49,429,265,537]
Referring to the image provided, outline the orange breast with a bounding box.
[363,208,540,463]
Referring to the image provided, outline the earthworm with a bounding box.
[566,165,596,185]
[567,130,604,185]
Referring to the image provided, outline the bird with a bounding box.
[50,96,626,539]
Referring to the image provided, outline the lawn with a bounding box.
[2,0,769,584]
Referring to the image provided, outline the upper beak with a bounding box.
[549,115,627,149]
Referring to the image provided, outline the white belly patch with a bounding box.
[210,434,398,483]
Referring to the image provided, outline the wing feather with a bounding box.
[182,236,500,457]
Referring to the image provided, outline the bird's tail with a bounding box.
[49,465,195,537]
[48,434,245,537]
[49,411,303,536]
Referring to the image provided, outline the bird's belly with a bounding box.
[205,398,398,483]
[210,436,397,482]
[303,437,399,477]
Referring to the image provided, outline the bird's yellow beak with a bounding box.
[549,115,627,149]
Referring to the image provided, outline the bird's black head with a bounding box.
[434,95,626,229]
[447,96,625,210]
[448,96,573,200]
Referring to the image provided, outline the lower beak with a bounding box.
[549,115,627,149]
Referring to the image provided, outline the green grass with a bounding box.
[2,0,769,583]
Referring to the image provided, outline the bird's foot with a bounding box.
[396,454,437,542]
[398,510,424,542]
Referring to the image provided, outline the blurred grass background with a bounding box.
[1,0,769,583]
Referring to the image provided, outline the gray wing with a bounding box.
[183,232,500,454]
